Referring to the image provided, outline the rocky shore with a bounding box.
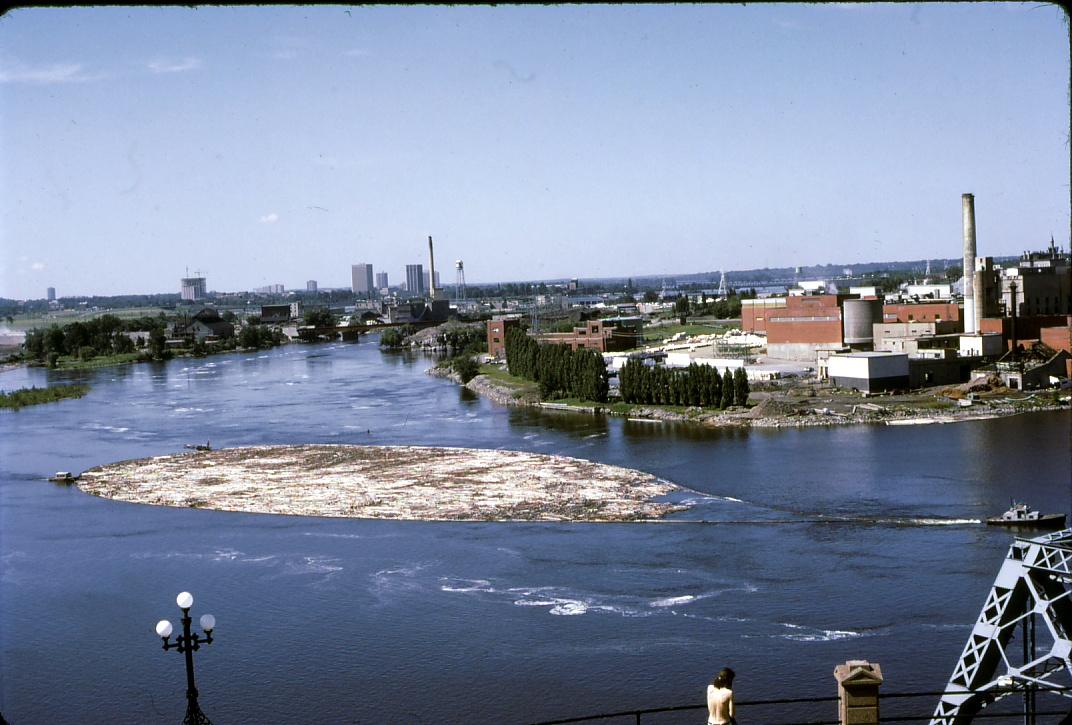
[78,444,685,522]
[447,370,1067,429]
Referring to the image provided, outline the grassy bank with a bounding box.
[477,364,540,393]
[45,352,145,370]
[0,384,90,410]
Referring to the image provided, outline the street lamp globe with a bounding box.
[156,620,173,638]
[199,614,216,632]
[176,591,194,609]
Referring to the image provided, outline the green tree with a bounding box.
[450,355,480,383]
[733,367,750,407]
[304,308,336,327]
[380,327,406,349]
[149,328,169,360]
[674,296,690,325]
[721,368,735,409]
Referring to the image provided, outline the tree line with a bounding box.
[618,360,749,408]
[505,328,609,403]
[23,314,166,364]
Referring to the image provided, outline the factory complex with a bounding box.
[486,194,1070,396]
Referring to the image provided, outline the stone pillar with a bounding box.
[834,660,883,725]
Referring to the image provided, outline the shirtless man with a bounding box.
[707,667,736,725]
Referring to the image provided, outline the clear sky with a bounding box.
[1,4,1068,298]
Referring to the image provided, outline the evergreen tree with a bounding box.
[734,367,750,407]
[721,368,735,409]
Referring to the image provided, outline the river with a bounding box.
[1,339,1069,723]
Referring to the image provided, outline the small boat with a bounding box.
[986,501,1066,529]
[48,471,79,483]
[184,441,212,451]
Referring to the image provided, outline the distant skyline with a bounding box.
[2,4,1068,299]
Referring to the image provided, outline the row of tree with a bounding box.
[22,314,167,362]
[619,360,749,408]
[505,328,609,403]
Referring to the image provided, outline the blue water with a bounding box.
[1,340,1068,723]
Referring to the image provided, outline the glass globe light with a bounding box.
[199,614,215,632]
[176,591,194,609]
[156,620,173,638]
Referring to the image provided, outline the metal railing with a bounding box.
[529,686,1072,725]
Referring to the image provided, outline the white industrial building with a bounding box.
[827,352,910,394]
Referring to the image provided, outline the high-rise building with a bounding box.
[46,287,56,301]
[375,272,389,290]
[307,280,318,292]
[406,264,425,297]
[351,263,374,297]
[181,277,207,301]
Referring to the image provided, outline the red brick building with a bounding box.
[534,318,643,353]
[486,317,522,358]
[882,302,961,324]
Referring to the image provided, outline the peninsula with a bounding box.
[76,445,685,522]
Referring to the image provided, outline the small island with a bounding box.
[76,445,685,522]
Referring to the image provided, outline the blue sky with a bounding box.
[1,4,1068,298]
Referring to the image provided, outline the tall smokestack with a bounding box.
[427,235,437,300]
[962,193,977,334]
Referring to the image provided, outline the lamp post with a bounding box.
[155,591,216,725]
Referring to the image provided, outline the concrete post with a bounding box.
[834,660,883,725]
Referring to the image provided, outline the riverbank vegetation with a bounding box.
[0,384,90,410]
[619,360,749,408]
[505,328,609,403]
[17,312,283,371]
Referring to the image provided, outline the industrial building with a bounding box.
[486,317,644,358]
[351,264,374,297]
[533,317,644,353]
[827,352,909,394]
[487,316,523,358]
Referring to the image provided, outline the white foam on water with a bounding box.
[439,577,494,593]
[774,622,862,642]
[650,595,697,607]
[212,548,243,561]
[84,423,130,433]
[550,601,588,616]
[284,556,343,576]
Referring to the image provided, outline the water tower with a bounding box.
[455,260,466,301]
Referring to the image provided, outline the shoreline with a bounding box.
[433,367,1068,429]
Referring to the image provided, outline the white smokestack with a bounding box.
[962,193,977,334]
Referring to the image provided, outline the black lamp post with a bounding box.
[155,591,216,725]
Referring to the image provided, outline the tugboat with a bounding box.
[48,471,79,484]
[986,500,1066,529]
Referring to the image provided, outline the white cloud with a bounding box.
[31,262,46,271]
[147,57,203,74]
[272,50,299,61]
[0,61,106,84]
[343,48,372,58]
[259,213,280,224]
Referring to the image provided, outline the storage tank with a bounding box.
[842,298,884,346]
